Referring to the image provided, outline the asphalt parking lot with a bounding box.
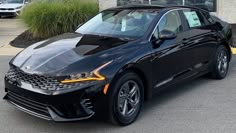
[0,19,26,47]
[0,56,236,133]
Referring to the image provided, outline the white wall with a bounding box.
[217,0,236,23]
[99,0,117,11]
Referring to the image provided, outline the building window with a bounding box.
[117,0,217,12]
[185,0,216,12]
[151,0,183,5]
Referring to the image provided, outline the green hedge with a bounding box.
[21,0,99,38]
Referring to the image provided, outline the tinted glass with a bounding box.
[202,12,216,24]
[159,11,183,33]
[76,10,158,39]
[153,11,182,39]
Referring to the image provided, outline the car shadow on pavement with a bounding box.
[141,56,236,119]
[143,56,236,109]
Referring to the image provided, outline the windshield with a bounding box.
[76,9,158,39]
[4,0,23,4]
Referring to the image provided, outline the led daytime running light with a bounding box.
[61,61,112,83]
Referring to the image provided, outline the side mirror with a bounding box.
[151,29,177,48]
[25,1,29,4]
[159,30,177,40]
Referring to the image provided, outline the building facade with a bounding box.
[98,0,236,23]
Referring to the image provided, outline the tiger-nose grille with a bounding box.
[5,68,76,91]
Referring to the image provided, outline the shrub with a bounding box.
[21,0,99,38]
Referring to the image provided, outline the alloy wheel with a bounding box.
[217,50,228,74]
[117,80,140,117]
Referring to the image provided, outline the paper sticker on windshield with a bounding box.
[184,11,201,28]
[121,18,126,32]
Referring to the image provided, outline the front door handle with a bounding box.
[180,38,188,47]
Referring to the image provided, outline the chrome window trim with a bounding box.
[148,8,188,41]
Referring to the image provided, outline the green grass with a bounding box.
[21,0,99,38]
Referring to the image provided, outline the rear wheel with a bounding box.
[108,72,144,126]
[210,45,229,79]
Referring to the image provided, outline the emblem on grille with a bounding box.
[25,66,30,70]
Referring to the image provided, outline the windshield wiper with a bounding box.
[118,37,134,41]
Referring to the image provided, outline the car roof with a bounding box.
[106,5,209,13]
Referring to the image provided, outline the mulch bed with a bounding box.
[10,30,46,48]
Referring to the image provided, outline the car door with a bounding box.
[151,10,196,91]
[181,9,218,72]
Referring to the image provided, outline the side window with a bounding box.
[152,11,183,39]
[159,11,183,34]
[183,10,206,28]
[202,12,216,24]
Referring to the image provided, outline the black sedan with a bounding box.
[3,5,233,126]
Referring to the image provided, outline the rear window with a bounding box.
[202,12,216,24]
[183,10,206,28]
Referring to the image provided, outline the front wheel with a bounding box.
[108,72,144,126]
[210,45,230,79]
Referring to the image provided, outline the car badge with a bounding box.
[25,66,30,70]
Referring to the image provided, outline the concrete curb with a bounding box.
[231,48,236,54]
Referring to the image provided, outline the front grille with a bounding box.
[0,12,16,16]
[6,67,77,91]
[5,91,51,118]
[0,8,14,10]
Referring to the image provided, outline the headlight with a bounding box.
[61,61,112,83]
[15,6,22,9]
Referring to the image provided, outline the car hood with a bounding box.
[11,33,131,75]
[0,3,23,8]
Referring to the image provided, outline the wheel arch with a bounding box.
[221,41,232,61]
[109,63,152,101]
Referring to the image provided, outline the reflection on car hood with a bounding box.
[12,33,130,74]
[0,4,23,8]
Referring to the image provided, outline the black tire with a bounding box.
[210,45,229,79]
[108,71,144,126]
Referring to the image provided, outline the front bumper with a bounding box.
[3,78,107,121]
